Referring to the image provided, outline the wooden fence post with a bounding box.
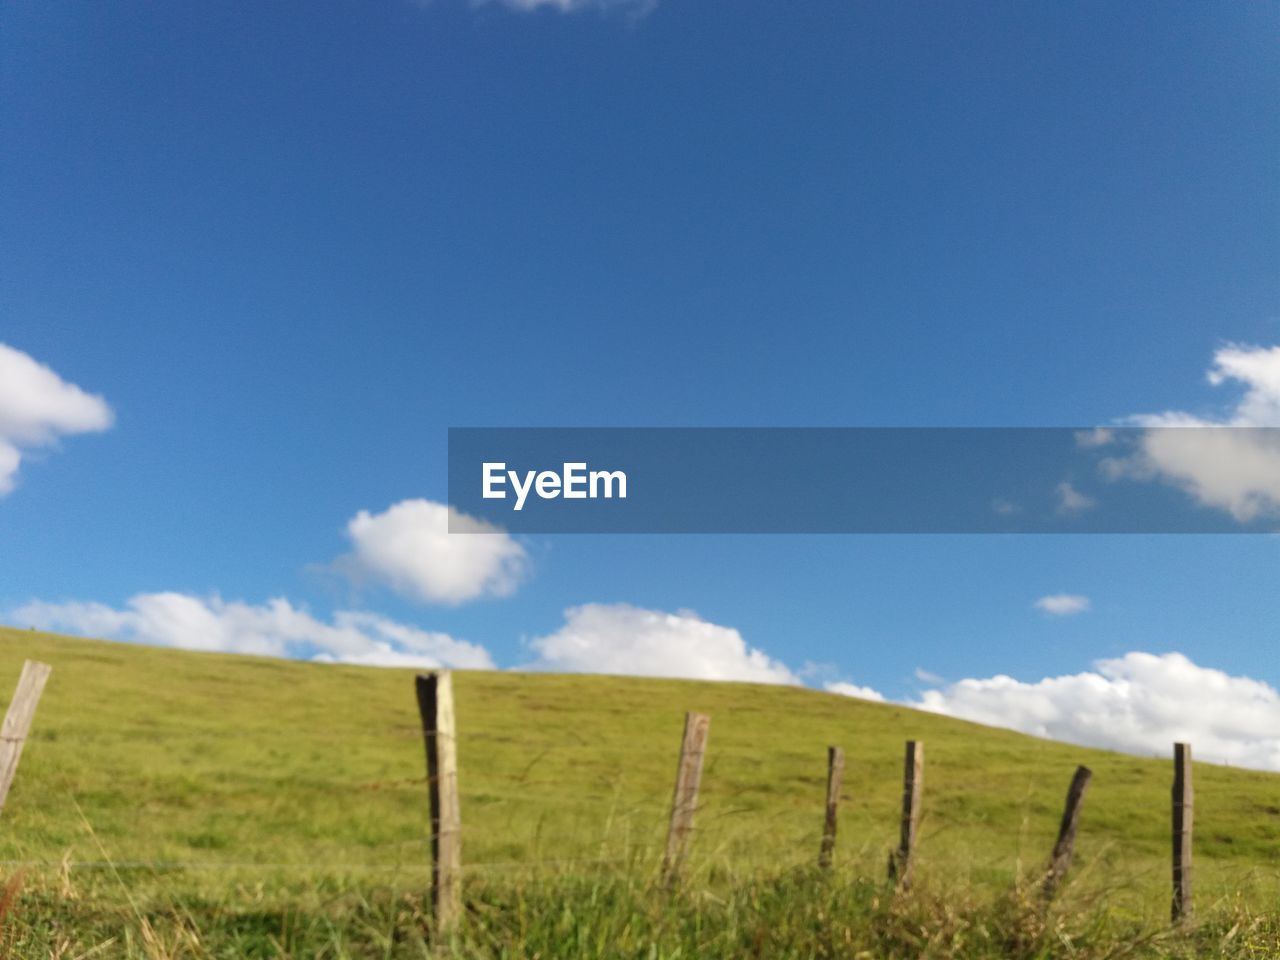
[818,746,844,869]
[1041,764,1092,900]
[0,660,52,817]
[1172,742,1193,923]
[889,740,923,888]
[416,672,461,935]
[662,711,710,887]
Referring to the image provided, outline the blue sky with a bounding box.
[1,1,1278,766]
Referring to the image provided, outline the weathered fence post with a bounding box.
[661,711,711,887]
[1172,742,1193,923]
[889,740,923,888]
[818,746,844,869]
[416,672,461,935]
[0,660,52,817]
[1041,764,1092,900]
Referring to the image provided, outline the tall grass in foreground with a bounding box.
[3,630,1278,957]
[5,863,1279,959]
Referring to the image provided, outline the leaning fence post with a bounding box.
[0,660,52,817]
[661,711,710,887]
[818,746,844,869]
[416,672,461,935]
[889,740,923,888]
[1172,742,1193,923]
[1041,764,1092,900]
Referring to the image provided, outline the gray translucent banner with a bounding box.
[447,427,1280,533]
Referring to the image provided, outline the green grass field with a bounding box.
[1,625,1277,958]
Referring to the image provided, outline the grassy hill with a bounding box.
[1,625,1278,958]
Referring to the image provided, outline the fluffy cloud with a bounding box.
[525,603,800,684]
[13,593,494,669]
[1106,344,1280,522]
[0,343,113,494]
[824,681,885,702]
[1034,594,1090,616]
[1208,344,1280,425]
[338,499,527,605]
[914,652,1280,771]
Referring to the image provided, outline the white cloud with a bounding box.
[476,0,654,13]
[12,593,494,669]
[824,681,886,702]
[0,443,20,496]
[1208,344,1280,425]
[914,652,1280,771]
[914,667,945,685]
[1054,480,1095,514]
[525,603,800,684]
[338,499,528,605]
[311,644,475,669]
[1034,594,1091,616]
[0,343,113,494]
[1107,343,1280,522]
[1074,428,1115,449]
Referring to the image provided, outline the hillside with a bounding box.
[1,625,1278,957]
